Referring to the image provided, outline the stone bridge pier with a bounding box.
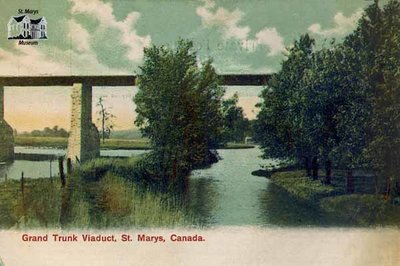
[0,86,14,162]
[67,83,100,163]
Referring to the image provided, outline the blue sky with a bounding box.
[0,0,378,131]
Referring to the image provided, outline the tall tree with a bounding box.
[255,34,316,171]
[134,39,224,190]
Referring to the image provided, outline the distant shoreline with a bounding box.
[14,136,255,150]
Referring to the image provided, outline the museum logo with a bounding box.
[7,9,47,45]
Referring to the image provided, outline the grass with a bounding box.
[15,136,67,148]
[270,170,339,202]
[0,157,194,229]
[15,136,254,150]
[321,195,400,226]
[269,170,400,226]
[0,178,62,228]
[15,136,151,150]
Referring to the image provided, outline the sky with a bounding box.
[0,0,379,132]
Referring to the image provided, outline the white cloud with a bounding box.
[308,9,363,37]
[242,28,285,56]
[0,0,146,76]
[68,0,151,62]
[196,2,250,40]
[66,19,91,53]
[0,46,69,75]
[215,57,273,74]
[0,44,127,76]
[196,0,285,57]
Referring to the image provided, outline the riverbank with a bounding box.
[15,136,150,150]
[15,136,254,150]
[0,157,194,229]
[265,170,400,226]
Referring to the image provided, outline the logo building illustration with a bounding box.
[7,15,47,40]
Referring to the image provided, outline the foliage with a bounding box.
[134,39,224,190]
[255,34,316,162]
[255,0,400,197]
[360,1,400,197]
[220,93,250,143]
[20,126,69,138]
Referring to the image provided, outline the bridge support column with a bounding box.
[0,86,14,162]
[67,83,100,163]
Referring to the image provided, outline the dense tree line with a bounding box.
[255,0,400,198]
[19,126,69,138]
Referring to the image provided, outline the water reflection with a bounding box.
[187,148,276,226]
[0,160,59,180]
[186,177,219,225]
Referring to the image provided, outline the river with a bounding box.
[2,146,328,227]
[187,148,329,227]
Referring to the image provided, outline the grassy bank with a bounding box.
[0,157,194,229]
[268,170,400,226]
[321,195,400,226]
[269,171,340,202]
[15,136,254,150]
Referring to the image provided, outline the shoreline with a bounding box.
[253,168,400,227]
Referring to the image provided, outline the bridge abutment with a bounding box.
[0,86,14,162]
[67,83,100,163]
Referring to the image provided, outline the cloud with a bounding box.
[66,19,91,53]
[196,0,284,56]
[0,44,127,76]
[0,46,69,75]
[196,1,250,40]
[0,0,148,76]
[215,57,273,74]
[68,0,151,62]
[242,28,285,56]
[308,9,363,37]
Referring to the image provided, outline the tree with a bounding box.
[134,39,224,190]
[361,0,400,198]
[255,34,316,172]
[96,96,116,144]
[255,0,400,197]
[220,93,249,143]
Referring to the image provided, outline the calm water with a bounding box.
[0,147,148,180]
[187,148,329,227]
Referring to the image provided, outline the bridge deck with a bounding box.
[0,74,270,86]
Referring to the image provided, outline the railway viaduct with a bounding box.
[0,74,270,163]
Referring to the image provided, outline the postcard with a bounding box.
[0,0,399,265]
